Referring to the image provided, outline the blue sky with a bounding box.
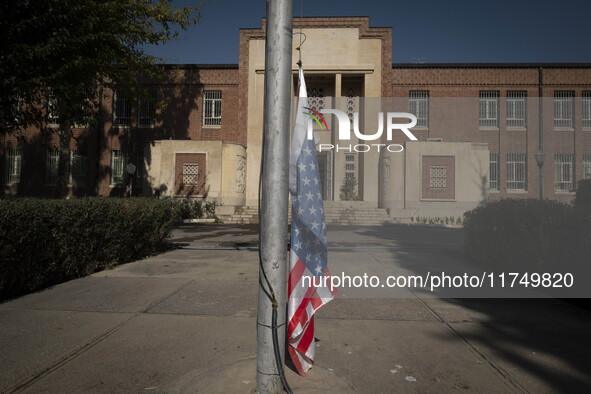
[145,0,591,64]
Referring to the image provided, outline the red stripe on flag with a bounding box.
[288,285,317,335]
[288,258,307,296]
[296,316,315,354]
[288,343,308,376]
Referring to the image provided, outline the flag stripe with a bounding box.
[287,65,336,376]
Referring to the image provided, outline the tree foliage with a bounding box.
[0,0,203,196]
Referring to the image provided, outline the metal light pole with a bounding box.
[256,0,293,393]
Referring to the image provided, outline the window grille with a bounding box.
[308,87,325,113]
[113,91,131,127]
[583,154,591,180]
[48,94,59,126]
[4,148,22,184]
[111,150,125,185]
[71,150,86,186]
[507,91,526,128]
[479,91,499,127]
[203,90,222,126]
[12,95,23,123]
[429,166,446,189]
[409,90,429,127]
[506,153,527,190]
[183,163,199,185]
[554,153,574,191]
[554,91,574,128]
[489,153,499,190]
[138,89,156,128]
[583,91,591,128]
[344,154,355,179]
[45,149,59,184]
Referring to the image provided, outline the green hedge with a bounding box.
[0,198,180,300]
[463,199,591,272]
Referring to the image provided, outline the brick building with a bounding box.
[2,17,591,221]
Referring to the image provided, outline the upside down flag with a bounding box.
[287,66,337,376]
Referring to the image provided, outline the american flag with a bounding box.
[287,66,337,376]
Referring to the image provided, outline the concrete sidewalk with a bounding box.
[1,224,590,393]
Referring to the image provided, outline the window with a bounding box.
[113,91,131,127]
[138,89,156,128]
[479,91,499,127]
[308,87,325,113]
[5,148,22,184]
[11,95,23,124]
[490,153,499,190]
[48,94,59,126]
[345,154,355,179]
[429,166,446,189]
[583,154,591,180]
[507,91,526,128]
[111,150,125,185]
[203,90,222,126]
[46,149,59,184]
[409,90,429,128]
[554,154,574,192]
[183,163,199,185]
[507,153,527,190]
[583,91,591,128]
[71,150,87,186]
[554,91,574,128]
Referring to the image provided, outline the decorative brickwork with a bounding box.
[422,155,455,200]
[175,153,206,196]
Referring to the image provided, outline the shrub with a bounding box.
[340,177,359,201]
[177,199,219,221]
[463,199,591,273]
[0,198,180,300]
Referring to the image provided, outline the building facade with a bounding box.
[2,17,591,220]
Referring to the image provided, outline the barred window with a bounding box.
[203,90,222,126]
[111,150,125,185]
[507,153,527,190]
[71,150,87,186]
[138,89,156,128]
[183,163,199,185]
[409,90,429,128]
[554,154,574,191]
[489,153,499,190]
[583,91,591,128]
[12,95,23,123]
[4,148,22,184]
[48,94,59,126]
[479,91,499,127]
[554,91,574,128]
[113,91,131,127]
[45,149,59,184]
[507,91,526,128]
[345,154,355,179]
[429,166,446,189]
[583,154,591,180]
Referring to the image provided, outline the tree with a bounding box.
[0,0,203,197]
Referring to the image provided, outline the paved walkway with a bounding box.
[1,224,590,393]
